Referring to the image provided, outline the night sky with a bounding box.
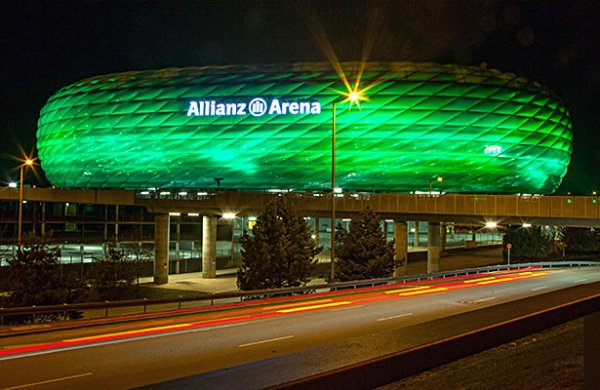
[1,0,598,194]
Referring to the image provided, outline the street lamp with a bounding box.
[331,100,337,281]
[429,176,443,195]
[330,88,366,281]
[18,158,34,246]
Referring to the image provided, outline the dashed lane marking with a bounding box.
[377,313,414,321]
[473,296,495,303]
[238,335,294,348]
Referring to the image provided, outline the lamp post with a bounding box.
[330,91,363,281]
[429,176,443,195]
[330,101,337,281]
[17,158,34,246]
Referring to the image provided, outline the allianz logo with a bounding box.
[186,97,322,117]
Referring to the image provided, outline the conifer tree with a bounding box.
[237,196,321,290]
[558,227,600,254]
[335,207,398,281]
[503,226,554,261]
[88,242,141,300]
[3,233,79,311]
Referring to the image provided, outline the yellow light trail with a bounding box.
[385,286,430,294]
[477,272,548,285]
[277,301,352,313]
[477,278,515,285]
[263,299,333,311]
[64,323,192,342]
[398,287,448,296]
[463,276,497,284]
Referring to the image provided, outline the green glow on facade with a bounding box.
[37,62,572,193]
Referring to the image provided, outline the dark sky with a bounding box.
[1,0,598,194]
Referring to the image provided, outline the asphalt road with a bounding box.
[0,267,598,389]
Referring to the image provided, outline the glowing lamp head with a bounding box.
[522,223,532,228]
[436,176,444,183]
[222,212,236,219]
[348,91,360,102]
[340,86,368,109]
[485,221,498,229]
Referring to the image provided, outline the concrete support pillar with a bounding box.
[202,215,217,278]
[175,222,181,274]
[41,202,46,236]
[440,222,447,254]
[393,221,408,276]
[153,213,170,284]
[414,221,420,247]
[114,204,119,241]
[102,205,108,255]
[585,311,600,389]
[230,219,235,263]
[427,221,441,273]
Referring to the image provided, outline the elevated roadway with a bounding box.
[0,267,598,389]
[1,187,599,226]
[2,187,598,283]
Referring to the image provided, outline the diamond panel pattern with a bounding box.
[37,62,572,193]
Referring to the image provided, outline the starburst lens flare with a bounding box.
[340,87,369,109]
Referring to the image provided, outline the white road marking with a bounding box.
[238,335,294,348]
[3,372,92,389]
[330,304,364,312]
[531,286,548,291]
[474,297,496,303]
[377,313,414,322]
[574,279,588,283]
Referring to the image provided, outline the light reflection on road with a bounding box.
[0,267,548,359]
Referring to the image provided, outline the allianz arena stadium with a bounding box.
[36,62,572,193]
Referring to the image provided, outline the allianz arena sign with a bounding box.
[186,98,322,117]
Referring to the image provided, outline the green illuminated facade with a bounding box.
[37,62,572,193]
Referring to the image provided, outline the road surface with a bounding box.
[0,266,598,389]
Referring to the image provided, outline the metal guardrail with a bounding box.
[1,261,598,326]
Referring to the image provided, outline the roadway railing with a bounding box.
[1,261,598,329]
